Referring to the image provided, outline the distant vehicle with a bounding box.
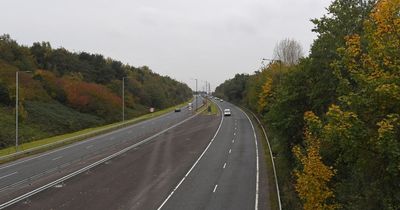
[175,108,181,112]
[220,99,224,102]
[224,108,231,116]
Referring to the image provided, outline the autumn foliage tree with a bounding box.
[214,0,400,209]
[62,77,122,121]
[293,112,338,210]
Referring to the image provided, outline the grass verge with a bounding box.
[242,107,280,210]
[202,100,218,115]
[0,98,193,164]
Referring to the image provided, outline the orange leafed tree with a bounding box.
[62,78,122,119]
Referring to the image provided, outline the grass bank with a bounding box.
[0,98,193,163]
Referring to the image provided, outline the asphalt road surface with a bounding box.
[159,99,260,210]
[1,97,271,210]
[0,97,202,202]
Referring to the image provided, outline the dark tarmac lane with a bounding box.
[2,99,272,210]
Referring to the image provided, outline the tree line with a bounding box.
[0,35,192,148]
[214,0,399,209]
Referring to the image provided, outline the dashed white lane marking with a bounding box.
[232,139,235,143]
[86,145,93,149]
[52,156,63,161]
[229,149,232,154]
[0,172,17,180]
[157,102,224,210]
[223,163,226,169]
[234,133,236,136]
[213,184,218,193]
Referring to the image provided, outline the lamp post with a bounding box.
[15,71,31,152]
[262,58,283,85]
[195,78,198,111]
[122,77,126,122]
[15,71,18,151]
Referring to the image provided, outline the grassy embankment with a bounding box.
[0,98,193,162]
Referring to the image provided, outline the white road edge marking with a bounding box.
[250,111,282,210]
[223,163,226,169]
[213,184,218,193]
[238,107,260,210]
[0,103,182,171]
[0,104,203,210]
[0,172,17,180]
[52,156,63,161]
[157,102,224,210]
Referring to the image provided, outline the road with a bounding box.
[1,98,271,209]
[159,99,260,210]
[0,96,203,202]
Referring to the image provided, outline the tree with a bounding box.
[327,0,400,208]
[293,111,338,210]
[273,38,303,65]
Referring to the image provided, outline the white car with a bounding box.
[224,108,231,116]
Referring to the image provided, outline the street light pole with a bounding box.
[122,77,125,122]
[15,71,19,151]
[262,58,283,85]
[15,71,32,151]
[195,78,198,111]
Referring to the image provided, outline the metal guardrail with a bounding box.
[0,114,163,163]
[0,99,207,209]
[0,100,197,163]
[0,109,204,209]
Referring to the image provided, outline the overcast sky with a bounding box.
[1,0,332,91]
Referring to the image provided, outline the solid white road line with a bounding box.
[0,106,202,210]
[238,107,259,210]
[52,156,63,161]
[250,112,282,210]
[157,102,224,210]
[0,106,181,171]
[213,184,218,193]
[0,172,17,180]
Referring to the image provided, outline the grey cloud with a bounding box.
[0,0,332,90]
